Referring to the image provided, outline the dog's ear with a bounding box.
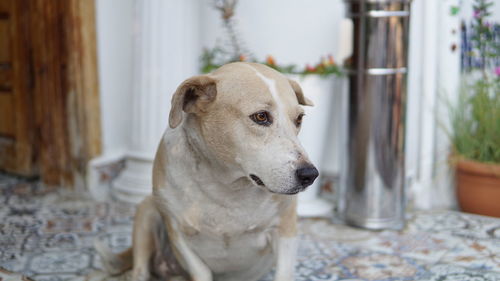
[169,75,217,128]
[288,79,314,106]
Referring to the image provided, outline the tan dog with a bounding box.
[97,62,319,281]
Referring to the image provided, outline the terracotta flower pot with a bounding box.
[455,158,500,217]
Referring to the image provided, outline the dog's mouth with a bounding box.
[249,175,307,195]
[271,185,305,195]
[266,184,308,195]
[278,188,301,195]
[250,174,265,186]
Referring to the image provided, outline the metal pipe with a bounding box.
[338,0,412,230]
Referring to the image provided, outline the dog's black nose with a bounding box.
[296,165,319,187]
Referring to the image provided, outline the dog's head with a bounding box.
[169,62,318,194]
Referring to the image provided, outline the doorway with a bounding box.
[0,0,101,187]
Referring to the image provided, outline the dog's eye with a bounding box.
[250,111,272,126]
[295,113,305,127]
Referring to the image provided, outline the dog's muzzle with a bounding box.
[250,164,319,194]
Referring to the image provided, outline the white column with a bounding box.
[430,0,460,209]
[405,0,424,209]
[112,0,200,203]
[409,0,460,210]
[409,0,439,210]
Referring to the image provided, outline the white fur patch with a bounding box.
[246,65,287,125]
[254,71,279,103]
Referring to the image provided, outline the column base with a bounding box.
[87,150,126,202]
[111,156,153,204]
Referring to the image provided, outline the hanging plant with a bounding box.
[201,0,343,77]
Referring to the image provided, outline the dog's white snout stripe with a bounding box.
[253,72,279,107]
[247,66,291,132]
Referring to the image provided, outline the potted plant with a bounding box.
[450,0,500,217]
[451,79,500,217]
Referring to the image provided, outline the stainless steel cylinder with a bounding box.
[338,0,411,230]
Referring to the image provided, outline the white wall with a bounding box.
[95,0,135,157]
[94,0,346,159]
[199,0,346,66]
[92,0,347,159]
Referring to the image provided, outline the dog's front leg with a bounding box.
[160,214,213,281]
[274,236,298,281]
[274,198,298,281]
[132,196,160,281]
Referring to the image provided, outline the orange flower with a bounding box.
[266,55,276,65]
[328,55,336,65]
[239,54,246,61]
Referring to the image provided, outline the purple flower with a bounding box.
[473,10,481,18]
[495,67,500,76]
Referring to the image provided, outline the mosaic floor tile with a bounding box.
[440,237,500,272]
[28,251,92,274]
[1,253,28,273]
[0,174,499,281]
[300,219,373,243]
[421,263,500,281]
[337,252,429,281]
[365,232,454,264]
[408,211,500,241]
[33,274,83,281]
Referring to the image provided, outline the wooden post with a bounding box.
[23,0,101,187]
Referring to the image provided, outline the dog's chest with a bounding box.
[176,192,282,273]
[180,192,281,236]
[187,226,275,274]
[185,213,277,275]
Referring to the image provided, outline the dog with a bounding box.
[96,62,319,281]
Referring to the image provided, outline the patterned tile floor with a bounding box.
[0,174,499,281]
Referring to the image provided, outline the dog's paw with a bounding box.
[190,272,212,281]
[131,267,150,281]
[169,277,190,281]
[94,238,131,275]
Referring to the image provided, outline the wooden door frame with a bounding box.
[0,0,36,175]
[11,0,102,187]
